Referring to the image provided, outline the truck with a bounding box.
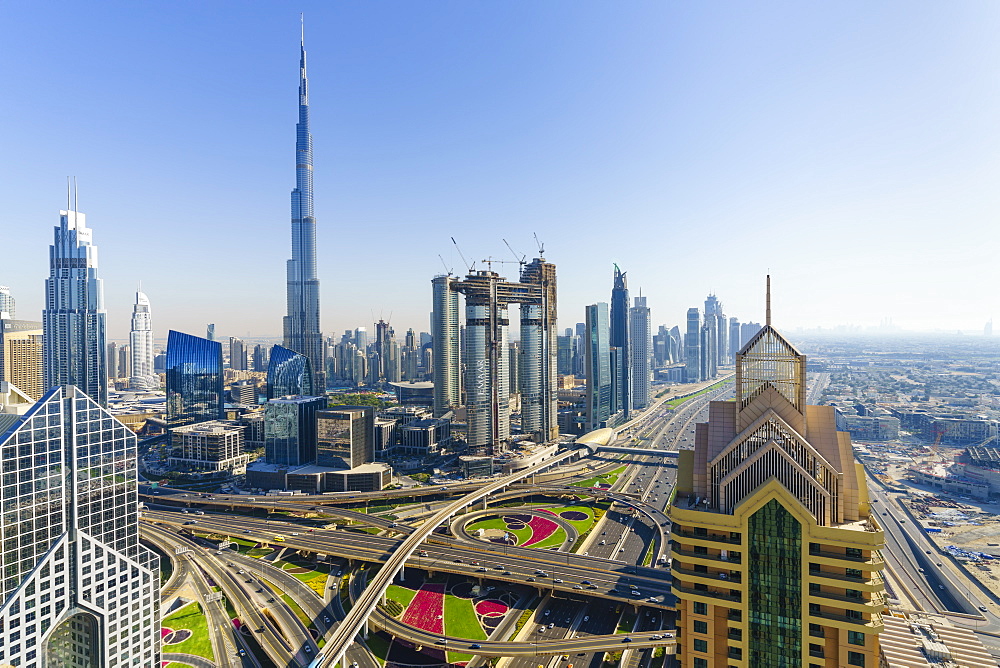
[924,528,942,533]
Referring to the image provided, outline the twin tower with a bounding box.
[431,257,558,453]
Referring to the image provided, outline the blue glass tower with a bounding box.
[165,330,224,429]
[266,344,314,399]
[43,197,107,406]
[610,264,630,418]
[283,27,325,391]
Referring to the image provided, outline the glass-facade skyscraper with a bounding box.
[0,385,160,665]
[165,330,224,430]
[264,395,326,466]
[129,290,158,391]
[43,203,107,407]
[629,296,651,410]
[266,344,314,400]
[609,264,630,418]
[283,31,325,392]
[585,302,612,430]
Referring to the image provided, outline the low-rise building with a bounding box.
[880,611,995,668]
[169,420,251,474]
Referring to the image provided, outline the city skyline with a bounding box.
[3,3,1000,340]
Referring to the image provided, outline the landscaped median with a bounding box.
[380,573,521,665]
[160,602,214,661]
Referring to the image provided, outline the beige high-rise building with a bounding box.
[0,318,44,400]
[669,281,885,668]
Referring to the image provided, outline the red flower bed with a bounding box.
[400,584,446,634]
[475,599,509,617]
[522,516,559,546]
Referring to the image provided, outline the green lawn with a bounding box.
[162,603,215,661]
[528,527,568,549]
[386,584,417,608]
[276,558,331,596]
[365,632,391,665]
[444,594,487,640]
[571,465,626,489]
[664,379,730,408]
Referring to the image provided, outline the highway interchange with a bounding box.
[141,372,1000,667]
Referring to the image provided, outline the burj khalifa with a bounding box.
[283,26,325,391]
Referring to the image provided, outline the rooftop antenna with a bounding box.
[533,233,545,257]
[300,12,304,46]
[502,238,527,267]
[73,176,78,213]
[451,237,474,273]
[766,274,772,327]
[438,254,453,276]
[66,177,71,211]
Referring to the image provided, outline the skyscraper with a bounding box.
[0,385,160,664]
[0,317,44,399]
[264,395,326,466]
[266,344,314,399]
[229,336,248,371]
[43,194,107,406]
[165,330,224,429]
[518,257,558,444]
[129,289,158,390]
[283,28,325,392]
[684,307,702,383]
[610,265,631,418]
[585,302,612,430]
[0,285,14,318]
[431,275,460,416]
[629,296,651,410]
[669,283,884,668]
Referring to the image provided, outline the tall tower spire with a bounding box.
[283,17,325,392]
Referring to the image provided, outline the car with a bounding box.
[526,577,536,582]
[305,647,312,654]
[581,580,591,585]
[239,649,246,656]
[544,610,551,616]
[435,639,447,645]
[631,591,642,597]
[926,550,931,554]
[621,637,632,643]
[573,585,583,590]
[981,606,989,612]
[535,569,547,575]
[291,532,300,536]
[583,615,590,622]
[548,623,554,628]
[553,578,563,583]
[495,564,506,570]
[938,585,945,590]
[477,567,487,572]
[454,559,463,563]
[882,512,888,516]
[664,633,673,638]
[539,627,546,633]
[243,529,251,534]
[937,563,943,567]
[352,663,359,668]
[324,616,331,623]
[183,520,197,525]
[599,540,606,545]
[587,584,597,590]
[651,634,662,640]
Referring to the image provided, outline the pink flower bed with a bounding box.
[522,516,559,546]
[400,584,446,634]
[475,599,509,617]
[160,628,173,639]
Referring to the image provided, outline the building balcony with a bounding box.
[671,544,742,565]
[807,567,882,588]
[672,581,742,604]
[809,589,886,609]
[809,608,883,630]
[672,565,743,585]
[808,547,884,569]
[673,530,742,546]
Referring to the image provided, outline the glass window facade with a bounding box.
[316,406,373,469]
[165,330,224,429]
[265,396,325,466]
[266,344,314,400]
[749,499,801,667]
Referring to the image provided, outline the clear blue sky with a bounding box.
[2,1,998,341]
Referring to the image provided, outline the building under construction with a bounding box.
[432,256,558,454]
